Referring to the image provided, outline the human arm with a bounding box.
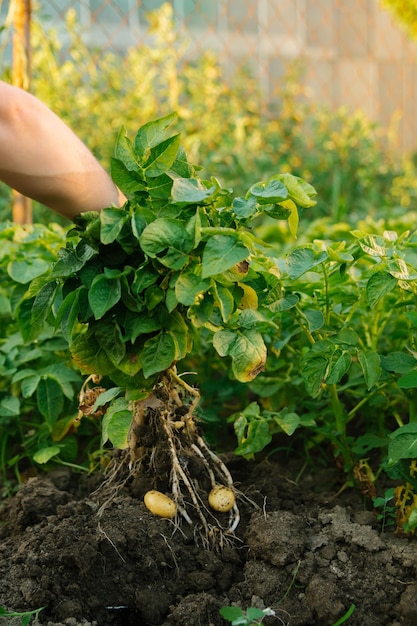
[0,80,126,220]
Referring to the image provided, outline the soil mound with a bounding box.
[1,458,416,626]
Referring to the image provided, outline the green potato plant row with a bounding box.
[224,216,417,530]
[0,223,88,491]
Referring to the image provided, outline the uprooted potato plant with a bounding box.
[20,113,316,545]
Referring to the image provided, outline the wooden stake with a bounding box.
[11,0,32,224]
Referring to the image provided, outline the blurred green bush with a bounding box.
[1,3,416,225]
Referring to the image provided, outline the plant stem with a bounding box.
[328,383,345,435]
[295,306,316,345]
[322,263,330,326]
[328,383,352,470]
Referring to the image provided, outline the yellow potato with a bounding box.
[144,490,177,518]
[208,485,235,513]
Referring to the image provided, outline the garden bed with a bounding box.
[1,454,416,626]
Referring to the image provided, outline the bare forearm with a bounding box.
[0,81,125,219]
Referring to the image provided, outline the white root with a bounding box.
[90,367,242,548]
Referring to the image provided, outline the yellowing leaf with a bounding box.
[238,283,258,310]
[213,329,267,382]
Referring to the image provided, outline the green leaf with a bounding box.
[326,352,351,385]
[235,417,272,456]
[31,281,58,330]
[366,271,397,308]
[246,607,269,621]
[381,352,417,374]
[212,329,236,357]
[286,247,328,279]
[219,606,244,623]
[134,112,178,156]
[143,134,181,178]
[140,218,194,269]
[147,173,173,199]
[142,332,176,378]
[212,282,235,322]
[55,289,80,342]
[170,175,216,204]
[114,125,140,170]
[101,398,132,449]
[334,329,360,346]
[106,410,132,449]
[175,271,210,306]
[41,363,80,399]
[238,308,277,332]
[8,258,50,284]
[304,308,325,332]
[91,387,122,412]
[398,369,417,389]
[232,196,258,220]
[132,265,159,294]
[263,205,291,220]
[284,198,299,237]
[88,273,121,319]
[249,178,288,204]
[96,322,126,366]
[21,375,40,398]
[167,311,190,361]
[171,145,193,178]
[273,411,300,436]
[100,208,129,244]
[33,446,61,464]
[0,396,20,417]
[0,293,10,317]
[353,433,388,455]
[37,378,64,429]
[126,315,161,343]
[50,242,97,278]
[70,330,116,376]
[358,350,381,390]
[144,285,164,310]
[274,173,317,208]
[267,293,299,312]
[110,158,146,195]
[201,235,248,278]
[388,423,417,464]
[301,355,328,397]
[406,311,417,328]
[404,508,417,533]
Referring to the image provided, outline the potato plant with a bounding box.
[20,113,316,541]
[229,215,417,531]
[0,223,85,487]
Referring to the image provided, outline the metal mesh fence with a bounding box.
[2,0,417,151]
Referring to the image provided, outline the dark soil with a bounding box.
[1,454,417,626]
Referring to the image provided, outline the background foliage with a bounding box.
[1,4,417,225]
[380,0,417,40]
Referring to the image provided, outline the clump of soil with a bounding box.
[1,455,416,626]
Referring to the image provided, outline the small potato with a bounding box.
[208,485,235,513]
[144,490,177,518]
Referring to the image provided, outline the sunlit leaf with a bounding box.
[286,247,328,279]
[201,235,248,278]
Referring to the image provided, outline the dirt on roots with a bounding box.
[1,454,417,626]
